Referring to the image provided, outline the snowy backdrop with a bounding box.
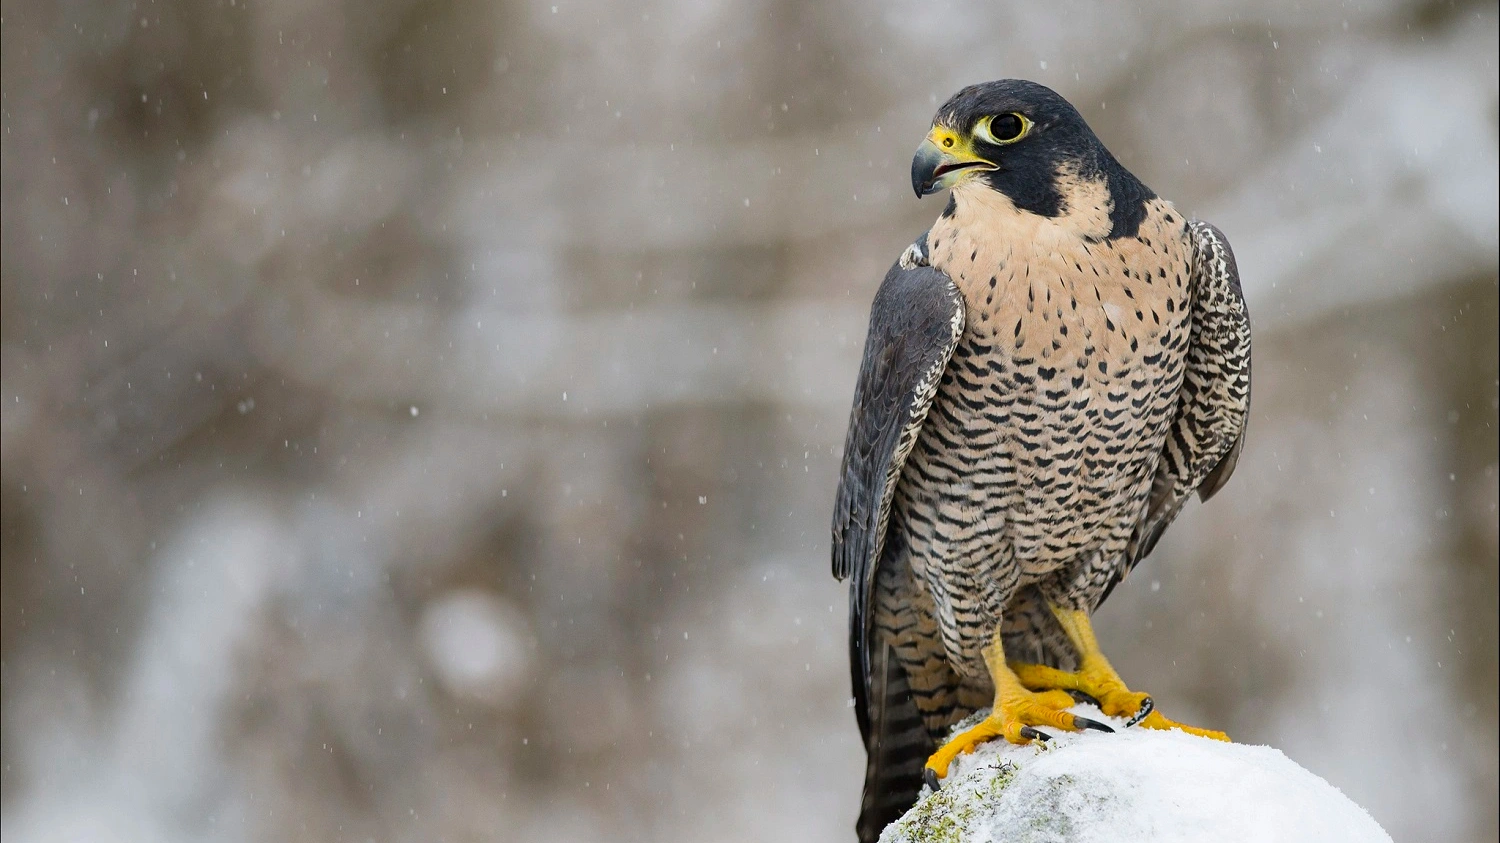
[2,1,1496,841]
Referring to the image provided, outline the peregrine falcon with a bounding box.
[831,80,1251,841]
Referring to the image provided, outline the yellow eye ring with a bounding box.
[975,112,1031,145]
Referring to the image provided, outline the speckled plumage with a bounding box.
[832,81,1251,843]
[911,174,1193,668]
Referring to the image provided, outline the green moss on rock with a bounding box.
[882,761,1018,843]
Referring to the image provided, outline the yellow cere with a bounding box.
[925,124,985,163]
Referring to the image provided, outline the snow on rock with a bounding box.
[880,705,1390,843]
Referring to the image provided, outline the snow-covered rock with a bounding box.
[880,706,1390,843]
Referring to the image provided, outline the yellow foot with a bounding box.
[1010,661,1229,742]
[923,685,1113,783]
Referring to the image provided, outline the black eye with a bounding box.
[976,113,1030,145]
[992,114,1024,140]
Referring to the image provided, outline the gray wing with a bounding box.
[1109,220,1252,599]
[831,238,964,737]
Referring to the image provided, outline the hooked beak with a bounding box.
[911,127,994,197]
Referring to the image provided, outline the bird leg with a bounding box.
[1010,605,1230,741]
[923,627,1114,783]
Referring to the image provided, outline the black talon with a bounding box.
[1072,715,1115,733]
[923,767,942,792]
[1126,696,1154,728]
[1019,726,1051,742]
[1067,689,1101,707]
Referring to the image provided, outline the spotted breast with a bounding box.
[892,172,1194,680]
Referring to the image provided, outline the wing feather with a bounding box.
[1107,220,1252,599]
[831,242,964,734]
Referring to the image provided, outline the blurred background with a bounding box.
[2,0,1496,841]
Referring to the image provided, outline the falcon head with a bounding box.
[911,80,1149,233]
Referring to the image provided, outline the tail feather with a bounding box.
[857,642,934,843]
